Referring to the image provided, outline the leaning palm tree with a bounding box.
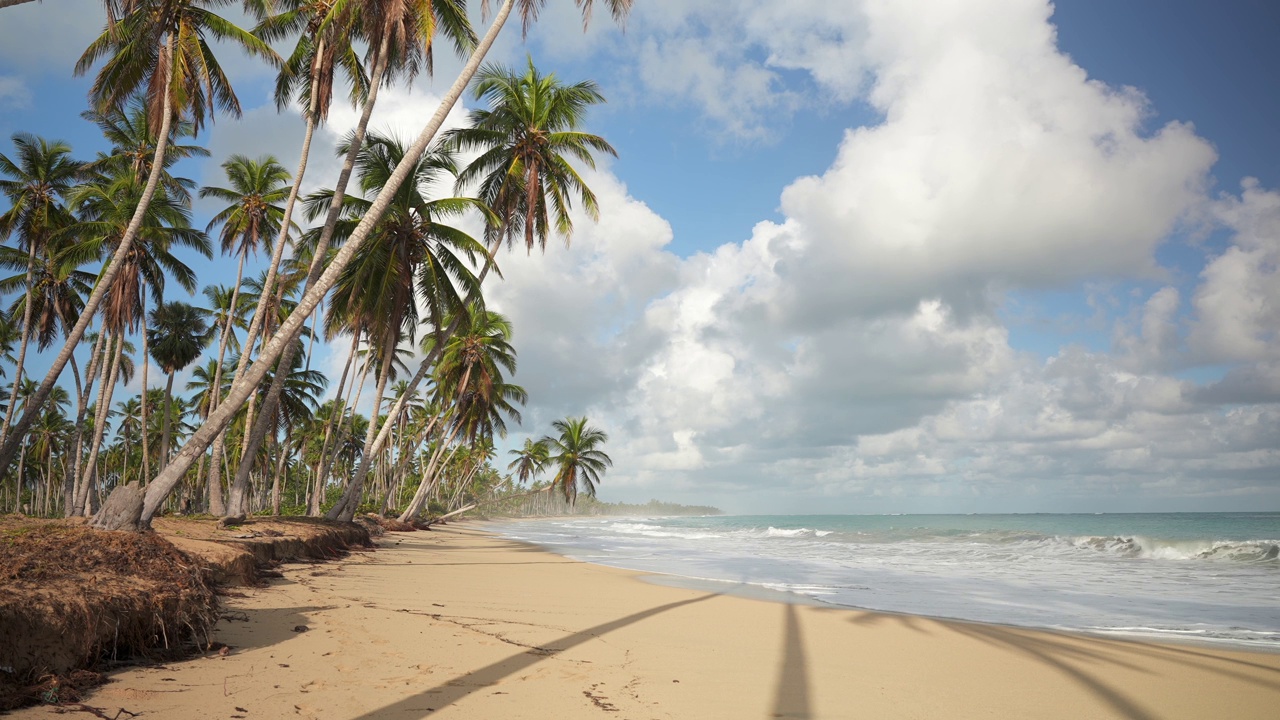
[543,416,610,505]
[0,0,279,484]
[351,59,617,516]
[233,0,479,519]
[66,172,210,505]
[0,133,82,445]
[230,0,367,392]
[147,301,210,465]
[397,306,520,522]
[303,134,486,521]
[198,154,291,512]
[140,0,632,528]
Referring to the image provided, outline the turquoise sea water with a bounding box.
[490,513,1280,649]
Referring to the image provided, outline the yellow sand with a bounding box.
[13,522,1280,719]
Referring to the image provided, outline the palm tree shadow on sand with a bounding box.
[818,607,1280,720]
[345,593,717,719]
[772,602,812,719]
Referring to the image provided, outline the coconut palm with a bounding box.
[351,59,618,515]
[397,306,521,522]
[0,133,82,445]
[228,0,479,519]
[148,301,210,465]
[202,283,251,355]
[543,416,610,505]
[141,0,631,527]
[82,99,210,203]
[508,437,549,486]
[0,243,94,354]
[285,133,486,521]
[0,310,19,374]
[199,154,291,511]
[445,58,616,251]
[65,172,210,501]
[0,0,279,484]
[234,0,367,387]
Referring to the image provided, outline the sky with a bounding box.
[1,0,1278,514]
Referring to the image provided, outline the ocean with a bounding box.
[489,513,1280,649]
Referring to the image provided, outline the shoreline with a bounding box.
[487,513,1280,653]
[486,517,1280,655]
[11,521,1280,719]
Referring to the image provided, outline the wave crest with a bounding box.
[1070,536,1280,562]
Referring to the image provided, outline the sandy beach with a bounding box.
[12,522,1280,720]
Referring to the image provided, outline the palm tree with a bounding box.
[199,154,291,512]
[0,241,94,354]
[446,58,615,251]
[65,172,210,501]
[356,58,617,504]
[0,133,82,445]
[231,0,368,399]
[230,0,479,519]
[82,99,210,204]
[286,133,486,521]
[0,310,19,374]
[508,437,549,486]
[543,416,610,505]
[148,301,210,465]
[0,0,278,484]
[141,0,632,527]
[397,306,521,522]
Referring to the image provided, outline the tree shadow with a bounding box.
[815,606,1280,719]
[213,605,334,654]
[345,593,717,719]
[942,621,1280,720]
[771,603,812,719]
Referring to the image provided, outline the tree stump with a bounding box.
[90,482,146,532]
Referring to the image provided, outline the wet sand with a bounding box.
[12,522,1280,719]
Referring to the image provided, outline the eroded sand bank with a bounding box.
[12,523,1280,719]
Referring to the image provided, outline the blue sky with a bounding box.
[2,0,1279,513]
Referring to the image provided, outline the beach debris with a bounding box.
[292,625,309,633]
[583,684,620,712]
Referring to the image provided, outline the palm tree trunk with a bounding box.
[14,439,27,512]
[138,280,150,483]
[308,328,359,514]
[71,329,109,515]
[204,250,247,516]
[271,429,290,515]
[160,369,175,464]
[328,334,395,520]
[0,242,37,446]
[0,32,177,480]
[320,345,372,496]
[0,0,38,8]
[398,373,470,523]
[226,36,392,519]
[140,1,516,526]
[79,330,124,514]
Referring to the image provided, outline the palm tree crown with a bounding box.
[445,58,616,252]
[542,415,610,505]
